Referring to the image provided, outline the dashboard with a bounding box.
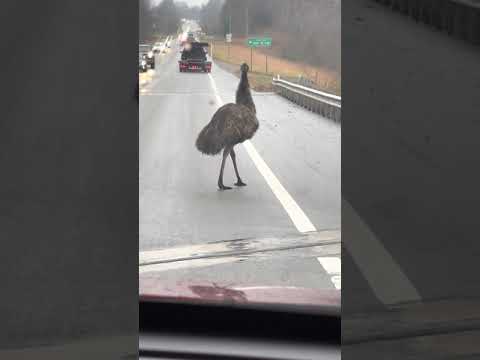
[140,333,339,360]
[140,299,340,360]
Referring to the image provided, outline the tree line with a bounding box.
[199,0,340,72]
[139,0,201,42]
[140,0,339,72]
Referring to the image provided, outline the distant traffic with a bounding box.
[138,44,155,71]
[138,24,211,76]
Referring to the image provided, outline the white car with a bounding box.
[153,42,166,54]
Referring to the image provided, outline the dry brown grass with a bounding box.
[209,38,340,95]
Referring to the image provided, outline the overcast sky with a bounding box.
[152,0,209,6]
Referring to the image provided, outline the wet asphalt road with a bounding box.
[139,41,341,289]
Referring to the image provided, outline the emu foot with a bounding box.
[218,184,232,191]
[235,181,247,187]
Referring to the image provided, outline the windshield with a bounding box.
[139,45,151,53]
[139,0,340,310]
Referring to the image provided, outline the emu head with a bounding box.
[240,63,249,73]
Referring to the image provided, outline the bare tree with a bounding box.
[200,0,224,35]
[176,1,201,20]
[153,0,180,35]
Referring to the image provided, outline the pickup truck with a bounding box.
[179,42,211,73]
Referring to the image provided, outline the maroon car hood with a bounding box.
[140,276,340,310]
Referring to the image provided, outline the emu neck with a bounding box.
[236,71,255,113]
[240,71,249,88]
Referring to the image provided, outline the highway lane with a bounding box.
[139,41,340,289]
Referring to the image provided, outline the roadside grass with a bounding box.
[209,38,340,95]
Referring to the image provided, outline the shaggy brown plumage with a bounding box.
[196,63,259,190]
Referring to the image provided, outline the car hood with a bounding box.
[140,277,340,314]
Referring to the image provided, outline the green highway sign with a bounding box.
[247,37,272,47]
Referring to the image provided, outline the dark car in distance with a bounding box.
[139,54,148,73]
[139,44,155,69]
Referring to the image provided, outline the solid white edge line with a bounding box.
[207,73,316,234]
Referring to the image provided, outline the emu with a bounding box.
[195,63,259,190]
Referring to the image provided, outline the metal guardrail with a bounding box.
[272,75,341,123]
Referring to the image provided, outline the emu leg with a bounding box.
[231,148,246,186]
[218,146,232,190]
